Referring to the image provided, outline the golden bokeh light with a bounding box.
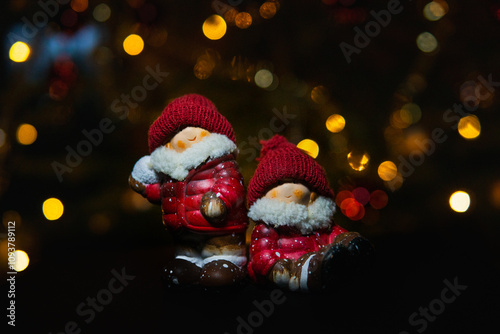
[260,2,278,19]
[378,161,398,181]
[457,115,481,139]
[235,12,252,29]
[10,250,30,272]
[9,41,31,62]
[416,32,438,53]
[449,191,470,213]
[297,139,319,159]
[42,198,64,221]
[71,0,88,12]
[123,34,144,56]
[310,85,329,104]
[347,151,370,171]
[423,1,448,21]
[202,15,227,40]
[326,114,346,133]
[16,123,37,145]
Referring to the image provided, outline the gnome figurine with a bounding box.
[129,94,248,288]
[247,135,374,292]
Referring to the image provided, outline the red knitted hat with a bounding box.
[247,135,334,207]
[148,94,236,153]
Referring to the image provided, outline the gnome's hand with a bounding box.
[200,191,227,226]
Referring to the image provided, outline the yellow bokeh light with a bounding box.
[297,139,319,159]
[260,2,277,19]
[310,85,329,104]
[449,191,470,213]
[326,114,346,133]
[10,250,30,272]
[9,41,31,62]
[123,34,144,56]
[42,198,64,221]
[458,115,481,139]
[347,151,370,171]
[202,15,227,40]
[423,1,447,21]
[378,161,398,181]
[16,123,37,145]
[254,69,274,88]
[235,12,252,29]
[416,32,438,53]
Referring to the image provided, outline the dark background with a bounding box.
[1,0,499,333]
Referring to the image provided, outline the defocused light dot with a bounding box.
[370,190,388,209]
[16,123,37,145]
[449,191,470,213]
[123,34,144,56]
[43,198,64,220]
[235,12,252,29]
[71,0,88,12]
[260,2,277,19]
[254,69,274,88]
[11,250,30,272]
[353,187,370,205]
[326,114,346,133]
[93,3,111,22]
[378,161,398,181]
[423,1,447,21]
[9,41,30,62]
[402,103,422,124]
[347,151,370,171]
[340,198,365,221]
[311,85,329,104]
[297,139,319,158]
[416,32,438,53]
[335,190,353,207]
[0,129,6,148]
[458,115,481,139]
[203,15,227,40]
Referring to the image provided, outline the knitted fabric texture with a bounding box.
[247,134,334,207]
[148,94,236,153]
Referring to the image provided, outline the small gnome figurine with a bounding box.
[129,94,247,288]
[247,135,374,292]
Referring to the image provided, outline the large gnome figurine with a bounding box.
[247,135,374,292]
[129,94,247,288]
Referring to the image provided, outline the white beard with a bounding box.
[248,196,336,235]
[149,133,237,181]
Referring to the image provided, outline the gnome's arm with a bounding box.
[129,156,161,204]
[248,223,281,279]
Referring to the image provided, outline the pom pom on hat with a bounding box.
[148,94,236,153]
[247,135,334,208]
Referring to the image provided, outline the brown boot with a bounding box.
[161,259,201,289]
[199,260,246,287]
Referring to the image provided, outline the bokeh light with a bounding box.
[71,0,88,12]
[254,69,274,88]
[311,85,329,104]
[449,191,470,213]
[202,15,227,40]
[378,161,398,181]
[9,41,30,62]
[93,3,111,22]
[123,34,144,56]
[260,2,278,19]
[416,32,438,53]
[42,198,64,221]
[457,115,481,139]
[335,190,354,207]
[297,139,319,158]
[353,187,370,205]
[423,1,448,21]
[235,12,252,29]
[347,151,370,171]
[341,198,365,221]
[326,114,346,133]
[16,123,37,145]
[370,190,388,209]
[11,250,30,272]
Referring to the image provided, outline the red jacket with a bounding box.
[143,154,247,234]
[248,222,347,281]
